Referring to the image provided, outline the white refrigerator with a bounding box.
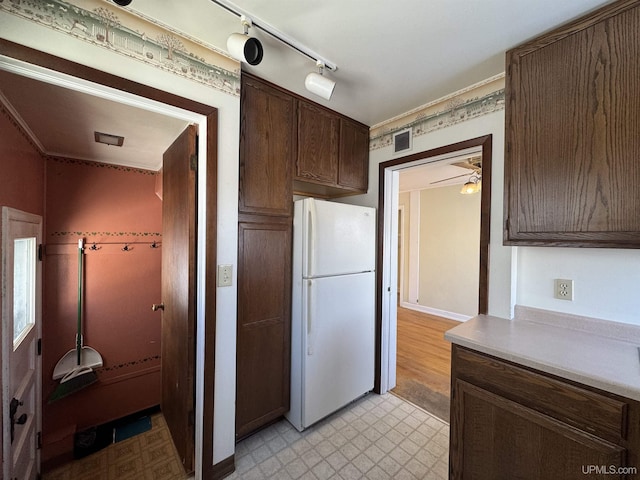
[286,198,376,432]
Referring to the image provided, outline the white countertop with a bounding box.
[444,314,640,401]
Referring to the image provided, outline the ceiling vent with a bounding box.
[393,128,412,155]
[94,131,124,147]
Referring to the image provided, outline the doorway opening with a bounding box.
[393,154,483,420]
[0,40,218,478]
[375,135,492,415]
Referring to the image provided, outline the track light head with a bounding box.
[226,16,264,66]
[112,0,133,5]
[305,61,335,100]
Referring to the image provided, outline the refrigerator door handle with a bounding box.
[306,199,317,278]
[306,279,314,356]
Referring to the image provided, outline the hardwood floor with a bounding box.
[392,306,460,421]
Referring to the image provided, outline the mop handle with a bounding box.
[76,238,84,365]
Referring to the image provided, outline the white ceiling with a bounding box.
[152,0,611,126]
[0,0,613,174]
[0,70,189,171]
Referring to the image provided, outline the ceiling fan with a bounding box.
[429,156,482,185]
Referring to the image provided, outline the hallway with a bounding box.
[393,307,460,421]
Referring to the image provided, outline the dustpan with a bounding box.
[53,238,103,381]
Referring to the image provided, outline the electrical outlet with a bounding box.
[217,264,233,287]
[554,279,574,301]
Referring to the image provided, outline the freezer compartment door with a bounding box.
[300,198,376,278]
[303,272,375,428]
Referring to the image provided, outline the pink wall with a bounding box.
[0,106,45,214]
[2,99,163,467]
[43,158,162,464]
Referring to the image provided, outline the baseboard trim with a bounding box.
[399,302,470,322]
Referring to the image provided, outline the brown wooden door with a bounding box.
[161,124,197,473]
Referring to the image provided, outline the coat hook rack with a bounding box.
[122,244,132,252]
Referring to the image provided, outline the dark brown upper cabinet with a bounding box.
[239,75,295,217]
[296,100,340,185]
[504,0,640,248]
[294,100,369,198]
[338,118,370,192]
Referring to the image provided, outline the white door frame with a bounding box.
[2,207,43,480]
[397,205,405,304]
[0,56,209,477]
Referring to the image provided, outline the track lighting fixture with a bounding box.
[305,61,336,100]
[226,15,264,66]
[211,0,337,99]
[112,0,133,6]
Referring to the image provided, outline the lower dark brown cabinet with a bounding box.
[236,219,292,439]
[450,345,640,480]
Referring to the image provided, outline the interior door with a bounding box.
[161,124,197,473]
[2,207,42,480]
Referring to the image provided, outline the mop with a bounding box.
[49,239,103,403]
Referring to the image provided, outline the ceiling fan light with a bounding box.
[460,178,481,194]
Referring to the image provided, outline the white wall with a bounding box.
[346,109,513,320]
[417,185,480,317]
[350,88,640,327]
[517,247,640,325]
[0,11,240,466]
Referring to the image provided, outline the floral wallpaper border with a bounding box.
[369,74,505,151]
[0,0,240,96]
[49,231,162,238]
[48,155,158,175]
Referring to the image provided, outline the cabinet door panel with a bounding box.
[296,100,339,185]
[454,346,627,442]
[236,221,292,438]
[240,77,294,216]
[505,1,640,247]
[338,119,369,191]
[451,380,625,480]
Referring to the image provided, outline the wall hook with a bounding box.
[89,242,101,251]
[122,244,132,252]
[150,241,160,249]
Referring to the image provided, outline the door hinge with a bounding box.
[190,154,198,171]
[37,338,42,356]
[38,244,44,261]
[37,431,42,449]
[188,410,195,426]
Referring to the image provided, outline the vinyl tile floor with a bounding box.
[43,412,189,480]
[229,392,449,480]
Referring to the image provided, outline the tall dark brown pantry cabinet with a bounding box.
[236,75,294,439]
[236,73,370,439]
